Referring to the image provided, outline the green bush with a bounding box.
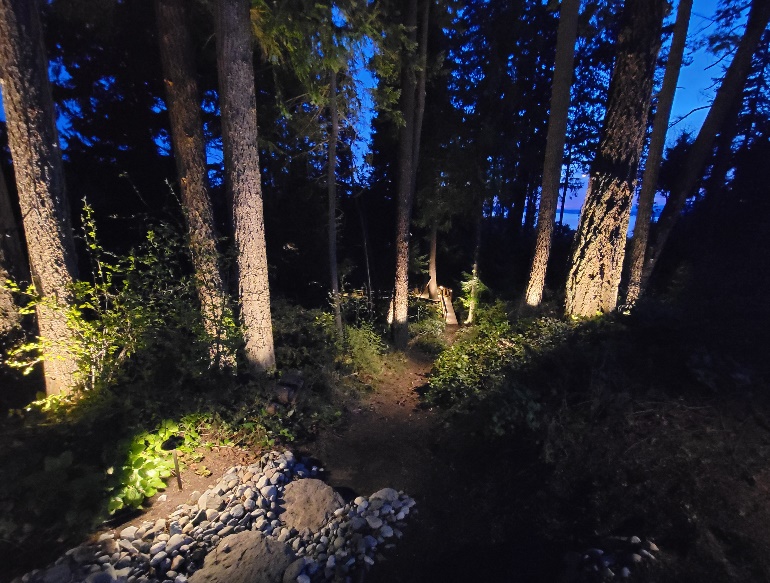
[4,204,239,393]
[409,300,447,355]
[427,303,572,432]
[344,322,387,377]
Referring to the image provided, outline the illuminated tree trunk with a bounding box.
[328,70,343,336]
[524,0,579,307]
[215,0,275,370]
[464,209,482,325]
[0,163,25,335]
[392,0,419,350]
[428,223,438,300]
[642,0,770,290]
[156,0,231,365]
[0,0,79,394]
[625,0,691,305]
[564,0,666,318]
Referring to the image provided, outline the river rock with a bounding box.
[188,531,295,583]
[281,480,344,532]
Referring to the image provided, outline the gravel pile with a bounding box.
[563,535,660,581]
[13,450,415,583]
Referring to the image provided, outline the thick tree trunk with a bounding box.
[625,0,691,305]
[392,0,419,350]
[428,223,438,300]
[156,0,232,365]
[0,164,26,335]
[464,209,482,325]
[564,0,666,318]
[0,0,79,394]
[524,0,580,307]
[215,0,275,370]
[327,71,343,336]
[641,0,770,289]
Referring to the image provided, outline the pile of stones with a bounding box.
[13,450,415,583]
[563,535,660,581]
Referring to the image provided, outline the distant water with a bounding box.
[559,209,656,234]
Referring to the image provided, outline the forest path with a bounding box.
[309,346,439,500]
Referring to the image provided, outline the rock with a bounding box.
[120,526,139,540]
[365,516,383,529]
[379,525,394,538]
[296,576,310,583]
[281,480,344,532]
[370,488,399,503]
[42,564,71,583]
[188,531,295,583]
[230,504,245,519]
[166,534,186,554]
[260,486,277,500]
[282,558,305,583]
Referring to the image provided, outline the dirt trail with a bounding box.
[310,349,438,500]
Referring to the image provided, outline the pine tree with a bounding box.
[625,0,692,305]
[215,0,275,370]
[0,0,80,394]
[155,0,232,365]
[564,0,668,317]
[523,0,580,307]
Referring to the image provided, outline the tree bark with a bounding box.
[524,0,580,307]
[641,0,770,289]
[564,0,667,318]
[0,0,79,394]
[215,0,275,370]
[464,209,483,325]
[327,70,343,336]
[155,0,231,365]
[392,0,419,350]
[427,223,438,300]
[625,0,692,305]
[0,163,26,335]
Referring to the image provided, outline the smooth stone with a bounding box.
[150,542,167,555]
[365,516,383,529]
[166,534,186,554]
[120,526,139,540]
[230,504,245,519]
[379,525,393,538]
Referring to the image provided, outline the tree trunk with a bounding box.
[0,0,79,394]
[559,154,572,226]
[0,163,26,335]
[641,0,770,289]
[625,0,692,305]
[215,0,275,370]
[464,209,483,325]
[524,0,580,307]
[411,0,429,195]
[428,223,438,300]
[327,70,343,336]
[155,0,232,365]
[392,0,419,350]
[564,0,666,318]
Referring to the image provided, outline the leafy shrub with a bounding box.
[427,303,572,432]
[409,300,447,355]
[5,204,239,393]
[344,322,387,377]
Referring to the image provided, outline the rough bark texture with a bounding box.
[156,0,231,364]
[564,0,666,318]
[0,163,25,335]
[392,0,419,350]
[327,71,343,336]
[625,0,691,305]
[641,0,770,290]
[428,223,438,300]
[215,0,275,370]
[0,0,79,394]
[524,0,580,307]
